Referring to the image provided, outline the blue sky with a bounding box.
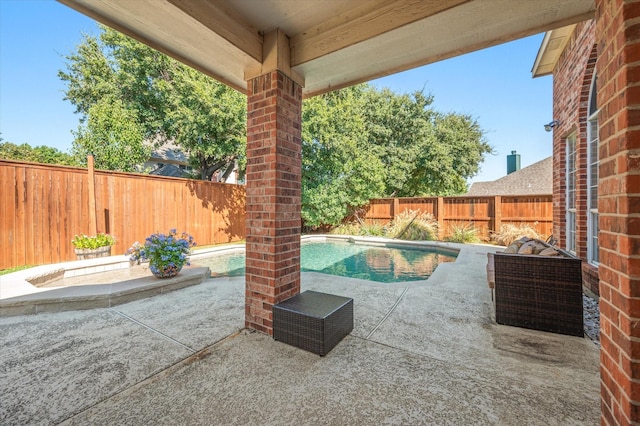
[0,0,553,184]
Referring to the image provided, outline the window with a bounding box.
[566,134,577,254]
[587,76,599,264]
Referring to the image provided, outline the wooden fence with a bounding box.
[0,159,552,270]
[359,195,552,240]
[0,160,245,270]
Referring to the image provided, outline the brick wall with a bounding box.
[245,70,303,335]
[551,20,599,295]
[595,0,640,423]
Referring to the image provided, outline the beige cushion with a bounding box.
[503,243,519,254]
[532,242,548,254]
[518,241,536,255]
[539,247,559,256]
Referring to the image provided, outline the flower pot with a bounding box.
[74,246,112,260]
[150,263,183,279]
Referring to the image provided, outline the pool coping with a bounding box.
[0,267,211,317]
[0,235,485,317]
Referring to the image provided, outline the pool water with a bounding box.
[197,241,457,283]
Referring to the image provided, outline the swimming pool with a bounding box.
[194,240,457,283]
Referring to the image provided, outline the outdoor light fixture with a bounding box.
[544,120,560,132]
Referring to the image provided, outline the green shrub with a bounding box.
[446,222,480,243]
[71,233,116,249]
[387,210,438,241]
[360,221,385,236]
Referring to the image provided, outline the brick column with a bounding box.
[245,70,302,335]
[595,0,640,424]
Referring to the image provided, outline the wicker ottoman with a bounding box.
[273,290,353,356]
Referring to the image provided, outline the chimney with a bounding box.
[507,150,521,175]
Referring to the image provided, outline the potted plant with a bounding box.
[125,241,143,266]
[128,229,196,278]
[72,233,116,260]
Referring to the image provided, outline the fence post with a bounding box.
[87,155,97,236]
[437,197,445,240]
[392,198,399,221]
[493,195,502,235]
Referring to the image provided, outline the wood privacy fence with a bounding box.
[359,195,552,240]
[0,160,245,270]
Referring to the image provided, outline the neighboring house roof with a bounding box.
[466,156,552,196]
[147,139,189,166]
[148,163,190,178]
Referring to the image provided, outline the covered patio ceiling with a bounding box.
[59,0,594,97]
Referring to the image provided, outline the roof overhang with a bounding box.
[58,0,595,97]
[531,24,578,77]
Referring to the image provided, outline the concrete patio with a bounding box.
[0,243,600,425]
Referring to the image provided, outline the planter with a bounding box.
[74,246,112,260]
[150,263,183,279]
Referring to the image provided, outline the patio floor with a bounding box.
[0,243,600,425]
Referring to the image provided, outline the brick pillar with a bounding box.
[595,0,640,423]
[245,70,302,335]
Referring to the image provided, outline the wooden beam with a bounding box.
[57,0,259,93]
[167,0,263,62]
[290,0,471,66]
[299,9,595,98]
[245,29,304,86]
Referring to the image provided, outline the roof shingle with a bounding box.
[466,156,552,196]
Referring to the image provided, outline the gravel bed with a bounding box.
[583,294,600,345]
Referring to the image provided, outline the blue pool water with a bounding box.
[196,241,457,283]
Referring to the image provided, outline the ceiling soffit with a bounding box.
[58,0,595,97]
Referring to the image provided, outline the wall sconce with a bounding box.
[544,120,560,132]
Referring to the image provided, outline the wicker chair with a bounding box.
[487,248,583,337]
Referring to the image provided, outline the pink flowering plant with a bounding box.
[128,229,196,276]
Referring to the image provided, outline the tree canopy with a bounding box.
[71,96,149,172]
[300,85,492,226]
[59,26,245,177]
[302,86,386,226]
[58,26,492,227]
[0,137,78,166]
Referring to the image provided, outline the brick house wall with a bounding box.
[595,0,640,421]
[550,20,600,296]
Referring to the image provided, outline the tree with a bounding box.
[59,27,491,226]
[165,66,246,180]
[302,86,386,226]
[405,112,490,196]
[301,84,492,226]
[59,26,245,178]
[363,88,492,197]
[72,96,149,172]
[0,138,79,166]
